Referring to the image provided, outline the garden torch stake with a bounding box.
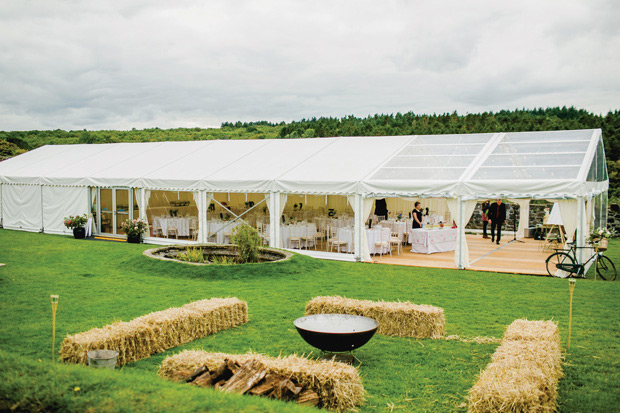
[51,295,59,362]
[568,279,576,349]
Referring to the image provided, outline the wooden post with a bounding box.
[568,279,576,349]
[51,295,59,361]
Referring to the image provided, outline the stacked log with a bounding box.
[160,350,365,411]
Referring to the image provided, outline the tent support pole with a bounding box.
[354,193,362,261]
[457,197,464,270]
[198,190,207,243]
[576,196,587,265]
[269,191,278,248]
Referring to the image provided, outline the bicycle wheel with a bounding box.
[546,252,575,277]
[596,255,617,281]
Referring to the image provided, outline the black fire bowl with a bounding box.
[293,314,379,353]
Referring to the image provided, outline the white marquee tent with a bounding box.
[0,129,608,268]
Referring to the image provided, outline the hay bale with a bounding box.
[159,350,365,412]
[305,295,444,338]
[468,319,563,413]
[60,297,248,366]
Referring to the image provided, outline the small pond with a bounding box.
[143,244,292,265]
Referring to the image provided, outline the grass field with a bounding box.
[0,229,618,412]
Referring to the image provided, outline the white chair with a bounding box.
[302,225,317,249]
[374,228,391,257]
[167,227,178,239]
[288,227,302,249]
[390,231,402,255]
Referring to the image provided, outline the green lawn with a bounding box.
[0,230,618,412]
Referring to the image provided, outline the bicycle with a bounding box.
[545,241,616,280]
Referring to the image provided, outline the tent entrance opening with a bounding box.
[99,188,135,236]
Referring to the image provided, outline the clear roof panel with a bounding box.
[370,133,495,181]
[471,130,592,180]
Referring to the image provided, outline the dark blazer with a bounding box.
[488,202,507,223]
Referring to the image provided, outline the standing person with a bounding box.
[412,201,423,229]
[481,200,490,239]
[488,199,507,245]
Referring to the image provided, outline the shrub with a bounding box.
[177,247,205,263]
[232,224,261,263]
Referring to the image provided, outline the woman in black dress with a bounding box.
[412,201,423,229]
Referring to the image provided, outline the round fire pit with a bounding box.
[293,314,379,353]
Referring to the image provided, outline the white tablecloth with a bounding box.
[208,220,242,243]
[153,217,194,237]
[266,224,318,248]
[337,227,391,254]
[408,228,457,254]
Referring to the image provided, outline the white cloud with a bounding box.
[0,0,618,130]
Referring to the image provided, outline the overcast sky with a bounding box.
[1,0,618,131]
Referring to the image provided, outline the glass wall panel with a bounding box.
[115,189,129,235]
[100,189,113,234]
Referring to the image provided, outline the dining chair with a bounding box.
[167,227,178,239]
[390,231,402,255]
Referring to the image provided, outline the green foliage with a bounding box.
[120,218,148,237]
[210,255,236,265]
[63,214,87,229]
[0,230,618,411]
[177,246,205,263]
[231,223,261,263]
[0,350,308,412]
[0,140,25,160]
[2,106,620,197]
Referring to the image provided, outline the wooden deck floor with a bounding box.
[373,235,551,275]
[291,234,553,275]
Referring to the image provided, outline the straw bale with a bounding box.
[159,350,365,412]
[468,319,563,413]
[60,297,248,366]
[305,295,444,338]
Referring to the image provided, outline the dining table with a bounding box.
[408,227,457,254]
[153,217,195,238]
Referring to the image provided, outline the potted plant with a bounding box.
[64,215,88,239]
[589,227,612,251]
[121,218,148,243]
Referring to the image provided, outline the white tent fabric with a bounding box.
[508,198,531,238]
[0,129,608,270]
[42,186,88,234]
[2,184,42,232]
[0,130,608,199]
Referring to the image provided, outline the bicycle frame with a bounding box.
[552,244,600,277]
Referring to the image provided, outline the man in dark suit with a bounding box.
[488,199,507,245]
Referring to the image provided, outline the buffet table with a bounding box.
[408,228,457,254]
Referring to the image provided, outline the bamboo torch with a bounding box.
[568,279,576,349]
[51,295,59,361]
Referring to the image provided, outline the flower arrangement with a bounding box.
[397,213,403,221]
[589,227,612,241]
[63,215,87,229]
[120,218,148,237]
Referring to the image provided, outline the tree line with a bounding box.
[1,107,619,198]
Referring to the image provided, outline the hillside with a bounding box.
[1,107,619,198]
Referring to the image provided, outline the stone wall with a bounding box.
[465,202,615,232]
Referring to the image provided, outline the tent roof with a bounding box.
[0,129,608,199]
